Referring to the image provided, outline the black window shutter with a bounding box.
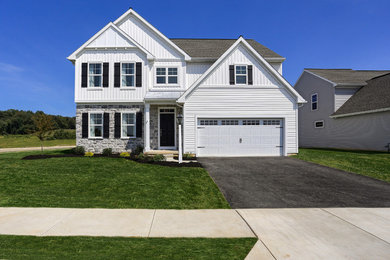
[136,62,142,87]
[81,113,88,138]
[103,113,110,138]
[114,63,120,88]
[136,112,143,138]
[229,65,235,85]
[114,113,121,138]
[81,63,88,88]
[248,65,253,85]
[103,63,109,87]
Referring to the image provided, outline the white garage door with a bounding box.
[197,118,283,157]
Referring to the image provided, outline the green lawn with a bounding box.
[0,236,256,259]
[0,134,75,148]
[292,148,390,182]
[0,150,229,209]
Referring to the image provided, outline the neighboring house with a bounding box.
[68,8,305,157]
[295,69,390,151]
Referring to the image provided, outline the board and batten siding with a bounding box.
[116,14,183,60]
[269,62,283,75]
[334,87,360,111]
[186,63,211,87]
[87,27,136,48]
[75,50,148,103]
[183,44,298,155]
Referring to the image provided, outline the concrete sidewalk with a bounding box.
[0,145,75,153]
[0,207,389,259]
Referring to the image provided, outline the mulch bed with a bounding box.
[21,154,202,168]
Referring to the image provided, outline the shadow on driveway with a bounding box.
[199,157,390,208]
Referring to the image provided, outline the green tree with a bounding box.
[33,113,54,151]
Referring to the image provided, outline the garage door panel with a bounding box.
[197,118,283,157]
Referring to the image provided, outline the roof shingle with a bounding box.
[332,73,390,116]
[170,38,283,59]
[306,69,390,85]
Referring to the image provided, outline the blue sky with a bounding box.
[0,0,389,117]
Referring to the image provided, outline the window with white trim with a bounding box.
[311,93,318,110]
[156,67,178,85]
[89,63,102,87]
[263,120,281,125]
[199,120,218,126]
[235,65,247,84]
[221,120,239,125]
[243,120,260,125]
[121,63,135,87]
[314,120,324,128]
[89,113,103,138]
[121,113,136,138]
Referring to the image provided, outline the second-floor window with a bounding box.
[311,93,318,110]
[89,63,102,87]
[235,65,247,84]
[121,63,135,87]
[156,67,178,85]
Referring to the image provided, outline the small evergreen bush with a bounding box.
[153,154,166,162]
[102,148,113,156]
[132,145,144,156]
[72,146,85,155]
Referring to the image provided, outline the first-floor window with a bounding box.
[314,120,324,128]
[89,113,103,138]
[89,63,102,87]
[122,113,136,138]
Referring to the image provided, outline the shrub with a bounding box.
[72,146,85,155]
[120,152,130,157]
[132,145,144,156]
[84,151,94,157]
[102,148,113,156]
[183,153,195,160]
[138,153,145,160]
[153,154,166,162]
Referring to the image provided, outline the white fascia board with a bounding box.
[113,9,191,61]
[67,22,155,61]
[330,107,390,118]
[178,37,306,103]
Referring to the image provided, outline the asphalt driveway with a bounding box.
[199,157,390,208]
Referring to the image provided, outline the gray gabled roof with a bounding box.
[306,69,390,86]
[332,73,390,116]
[170,38,284,59]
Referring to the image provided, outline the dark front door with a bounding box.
[160,113,175,147]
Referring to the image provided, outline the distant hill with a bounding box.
[0,109,75,135]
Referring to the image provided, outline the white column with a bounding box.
[144,103,150,151]
[178,124,183,163]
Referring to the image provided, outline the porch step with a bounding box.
[145,150,178,159]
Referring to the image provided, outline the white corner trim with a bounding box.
[178,37,306,103]
[67,22,155,61]
[330,107,390,118]
[113,9,191,61]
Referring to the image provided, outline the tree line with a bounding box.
[0,109,75,135]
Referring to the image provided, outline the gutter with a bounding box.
[330,107,390,118]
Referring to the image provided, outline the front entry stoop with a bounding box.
[145,150,178,161]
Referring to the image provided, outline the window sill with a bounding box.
[121,137,136,139]
[153,84,180,88]
[87,88,103,91]
[88,137,103,140]
[120,88,136,91]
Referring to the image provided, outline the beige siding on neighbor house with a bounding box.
[295,71,390,151]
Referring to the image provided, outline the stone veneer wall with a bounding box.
[150,105,182,150]
[76,104,144,153]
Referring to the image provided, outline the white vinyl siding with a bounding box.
[88,26,137,48]
[186,63,211,86]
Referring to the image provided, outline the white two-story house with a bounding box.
[68,8,305,157]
